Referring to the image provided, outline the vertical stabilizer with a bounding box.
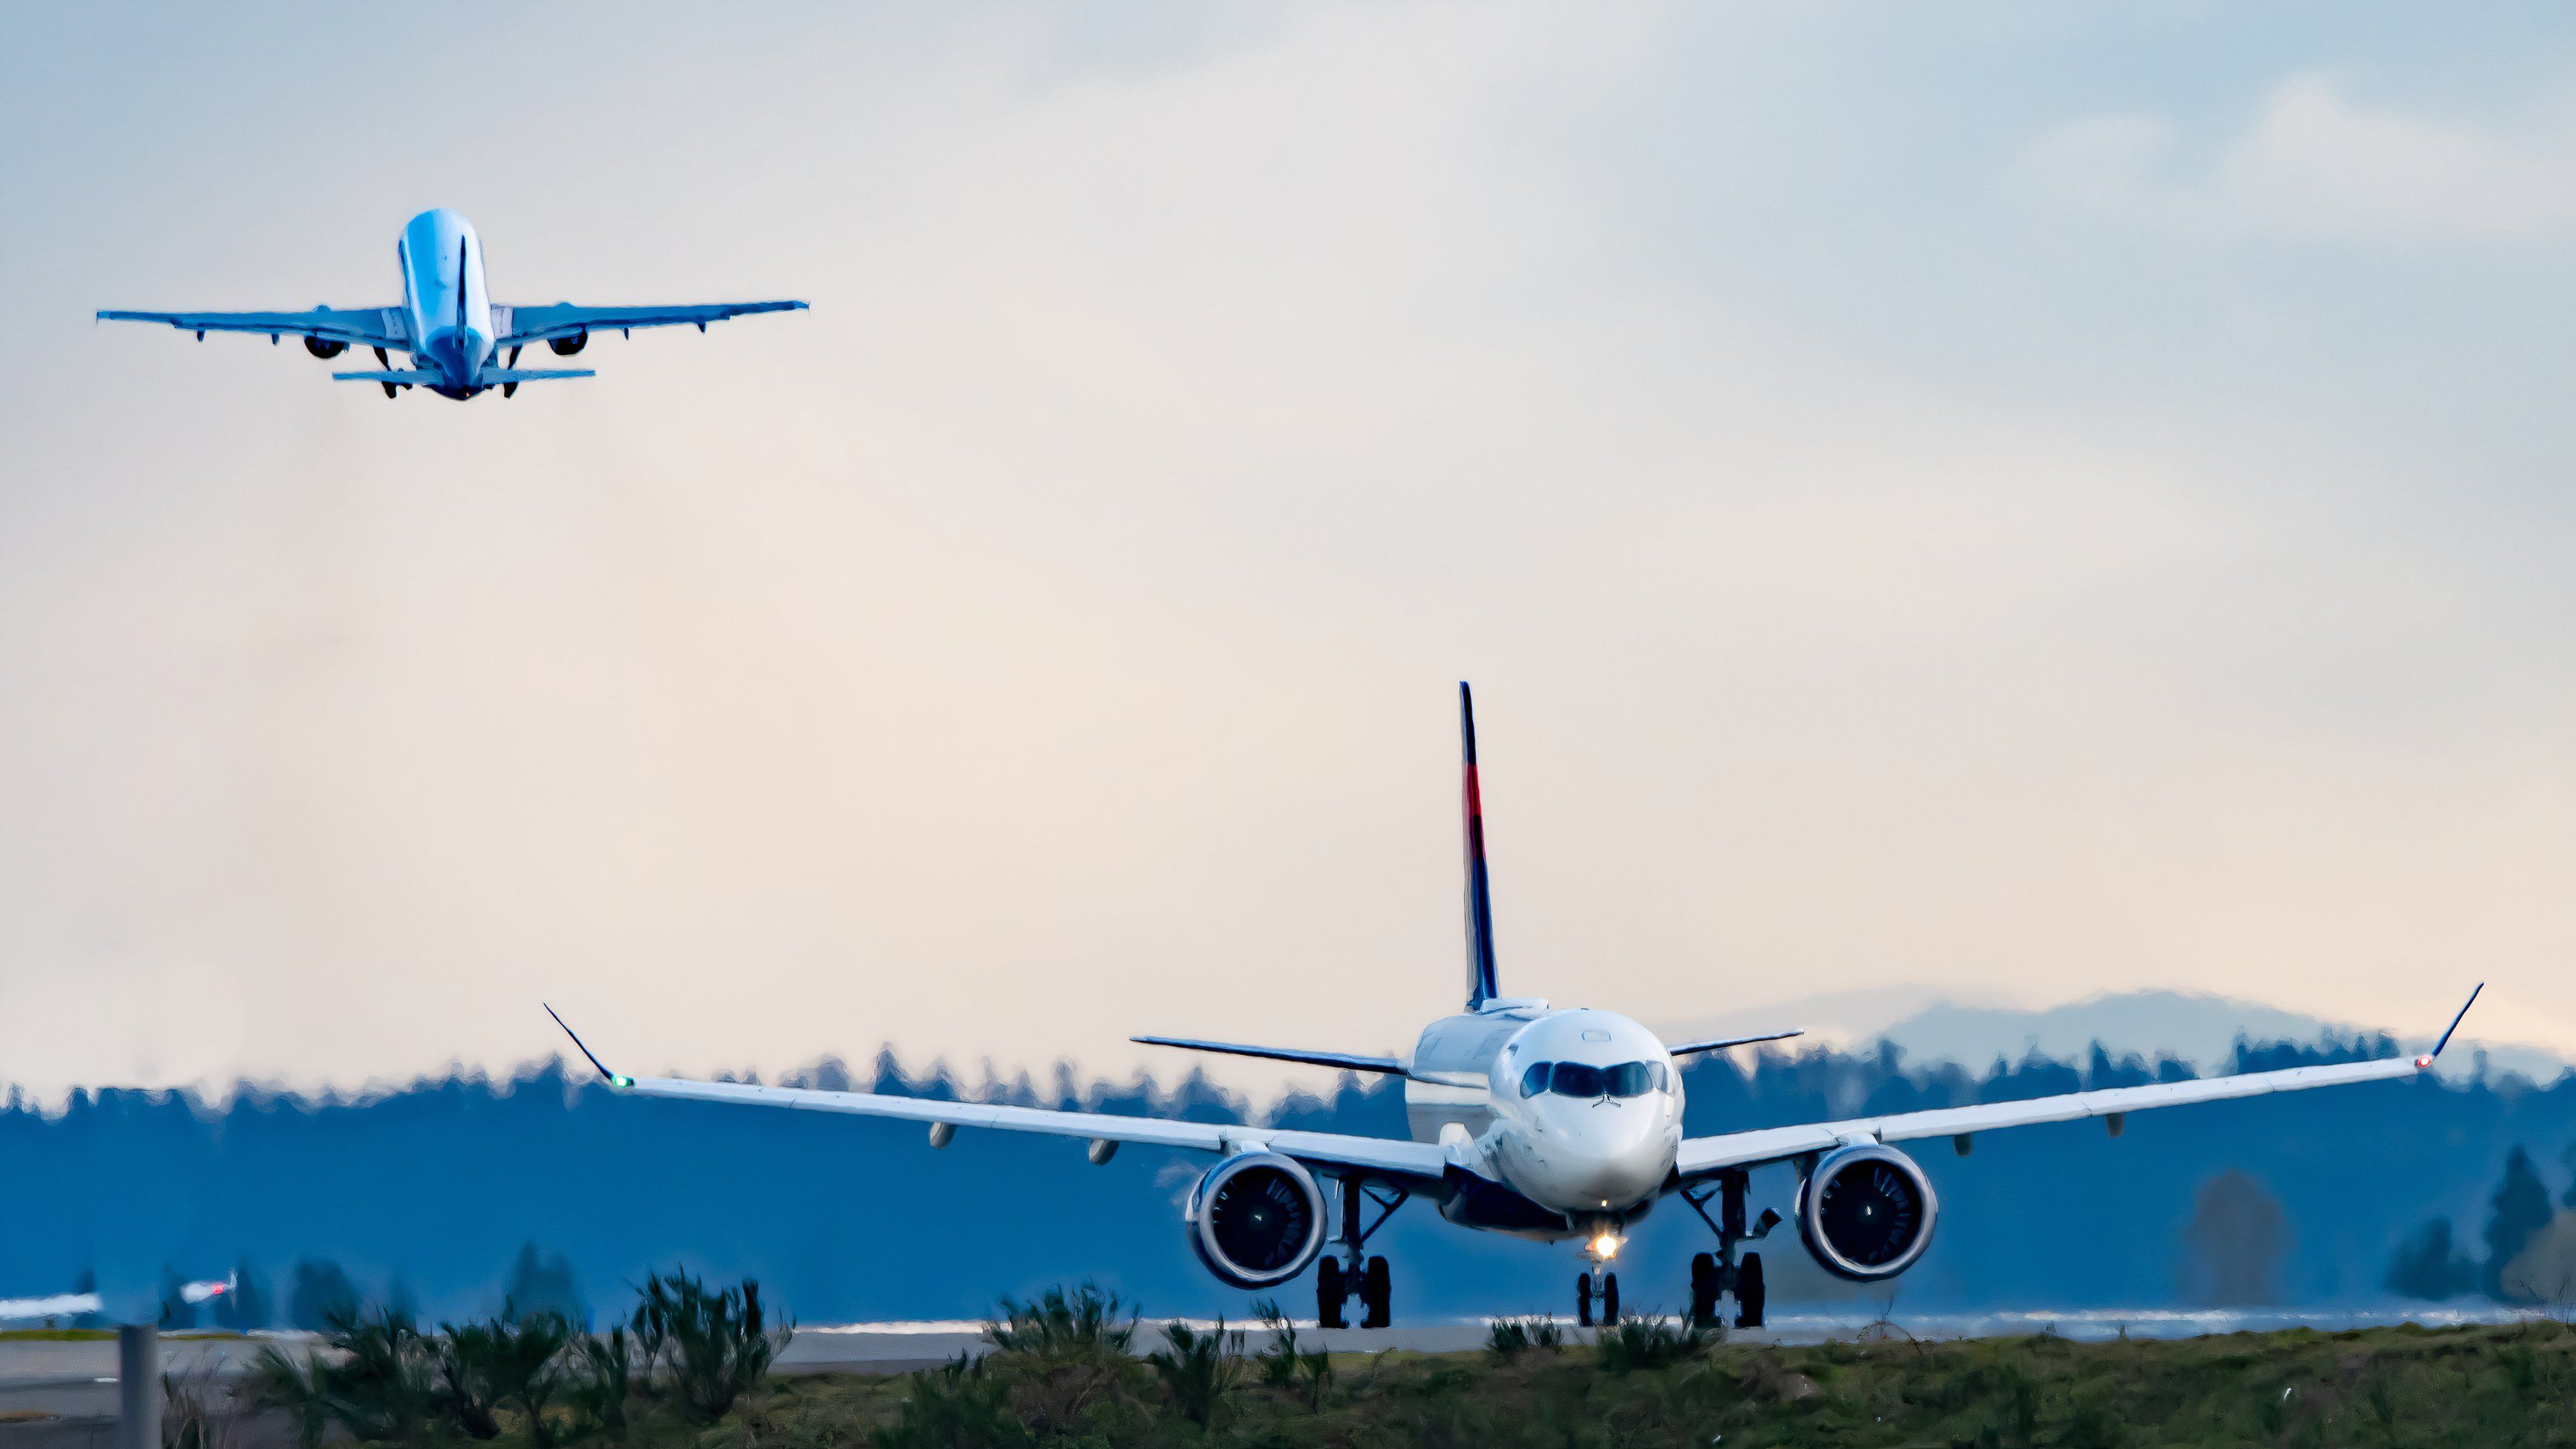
[1460,682,1500,1008]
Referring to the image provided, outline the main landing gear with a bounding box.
[1315,1177,1406,1329]
[1681,1169,1779,1329]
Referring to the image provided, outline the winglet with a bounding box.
[545,1004,633,1088]
[2417,982,2485,1067]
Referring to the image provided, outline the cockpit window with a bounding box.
[1550,1062,1608,1098]
[1522,1060,1668,1099]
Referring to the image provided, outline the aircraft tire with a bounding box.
[1360,1256,1391,1328]
[1602,1273,1620,1326]
[380,382,397,399]
[1316,1258,1345,1330]
[1734,1253,1765,1330]
[1575,1272,1594,1328]
[1688,1253,1719,1328]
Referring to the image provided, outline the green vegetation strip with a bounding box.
[211,1277,2576,1448]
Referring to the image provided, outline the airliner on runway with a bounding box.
[100,209,804,399]
[550,685,2483,1330]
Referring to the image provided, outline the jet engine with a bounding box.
[1795,1143,1937,1281]
[549,330,588,356]
[1185,1152,1327,1289]
[303,337,347,359]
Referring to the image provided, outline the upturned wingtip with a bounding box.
[2426,982,2486,1065]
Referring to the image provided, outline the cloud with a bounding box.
[2020,74,2576,245]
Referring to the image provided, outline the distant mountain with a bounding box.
[1662,987,2567,1082]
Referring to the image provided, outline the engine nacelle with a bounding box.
[1796,1143,1937,1281]
[549,330,588,356]
[1185,1152,1327,1289]
[303,337,347,359]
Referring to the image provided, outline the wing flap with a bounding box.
[495,299,807,346]
[1677,1054,2424,1178]
[99,306,406,347]
[1676,983,2479,1179]
[615,1073,1448,1184]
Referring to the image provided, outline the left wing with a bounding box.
[545,1007,1448,1188]
[494,301,806,347]
[98,305,407,348]
[1674,984,2483,1180]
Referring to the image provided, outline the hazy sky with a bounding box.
[3,5,2572,1103]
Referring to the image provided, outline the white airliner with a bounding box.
[0,1273,230,1326]
[100,208,805,400]
[549,684,2483,1330]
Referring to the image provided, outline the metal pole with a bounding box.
[116,1323,159,1449]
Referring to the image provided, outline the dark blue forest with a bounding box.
[4,1036,2570,1328]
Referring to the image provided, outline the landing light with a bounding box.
[1591,1233,1621,1259]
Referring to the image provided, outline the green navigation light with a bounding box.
[612,1073,633,1089]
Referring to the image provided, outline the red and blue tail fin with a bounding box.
[1461,682,1500,1009]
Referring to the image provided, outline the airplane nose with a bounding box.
[1532,1102,1671,1207]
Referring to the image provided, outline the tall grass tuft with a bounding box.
[1250,1300,1331,1410]
[985,1282,1136,1357]
[871,1355,1028,1449]
[1595,1315,1717,1374]
[1145,1319,1244,1429]
[1487,1315,1566,1361]
[631,1270,791,1423]
[982,1283,1142,1436]
[563,1325,634,1439]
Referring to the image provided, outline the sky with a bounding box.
[1,4,2572,1105]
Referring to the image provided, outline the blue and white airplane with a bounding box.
[549,685,2483,1331]
[99,209,805,400]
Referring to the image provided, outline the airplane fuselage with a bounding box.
[398,208,496,398]
[1404,1002,1683,1238]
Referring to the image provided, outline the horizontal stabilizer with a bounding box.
[1665,1028,1804,1057]
[332,369,446,385]
[479,367,593,382]
[1133,1036,1408,1075]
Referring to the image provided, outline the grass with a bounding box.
[634,1314,2576,1449]
[139,1299,2576,1448]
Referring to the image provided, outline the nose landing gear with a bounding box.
[1315,1177,1405,1330]
[1681,1169,1779,1329]
[1575,1268,1620,1327]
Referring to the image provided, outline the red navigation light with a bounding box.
[2414,1054,2434,1070]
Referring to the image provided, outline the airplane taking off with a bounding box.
[99,209,805,399]
[549,685,2484,1330]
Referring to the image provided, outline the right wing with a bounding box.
[547,1008,1448,1188]
[1674,984,2483,1180]
[98,305,407,348]
[493,301,806,346]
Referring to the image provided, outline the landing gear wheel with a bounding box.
[1734,1253,1765,1330]
[1689,1253,1719,1328]
[1601,1273,1620,1326]
[1316,1257,1345,1330]
[1359,1256,1391,1328]
[1575,1272,1594,1328]
[379,382,397,399]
